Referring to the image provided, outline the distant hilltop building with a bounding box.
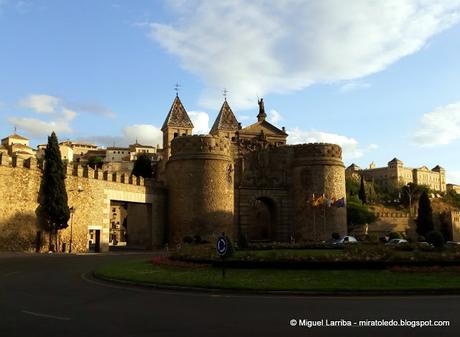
[37,140,98,162]
[346,158,446,192]
[35,139,161,175]
[1,133,36,159]
[447,184,460,194]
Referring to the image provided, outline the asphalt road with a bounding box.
[0,253,459,337]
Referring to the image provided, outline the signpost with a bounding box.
[216,233,230,279]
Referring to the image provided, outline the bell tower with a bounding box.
[161,95,194,159]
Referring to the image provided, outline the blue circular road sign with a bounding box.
[216,236,228,257]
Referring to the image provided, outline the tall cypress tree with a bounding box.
[358,175,367,204]
[38,132,70,251]
[416,191,434,237]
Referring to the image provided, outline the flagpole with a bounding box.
[323,202,326,240]
[312,193,316,241]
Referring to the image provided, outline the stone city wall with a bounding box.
[0,154,165,252]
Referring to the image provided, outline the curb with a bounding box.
[91,271,460,297]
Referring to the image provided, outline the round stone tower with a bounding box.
[291,143,347,241]
[166,135,234,244]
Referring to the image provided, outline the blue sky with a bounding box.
[1,0,460,183]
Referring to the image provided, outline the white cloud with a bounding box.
[18,94,60,114]
[268,109,283,124]
[188,111,210,134]
[8,108,77,137]
[80,124,163,148]
[123,124,162,146]
[447,170,460,185]
[287,128,377,160]
[339,81,371,93]
[148,0,460,109]
[412,102,460,146]
[10,94,79,137]
[10,93,118,139]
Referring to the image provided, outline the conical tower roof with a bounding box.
[210,100,239,134]
[161,95,194,131]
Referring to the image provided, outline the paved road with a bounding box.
[0,253,459,337]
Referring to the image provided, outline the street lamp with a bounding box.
[69,206,75,253]
[403,183,415,218]
[68,185,83,253]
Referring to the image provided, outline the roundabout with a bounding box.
[1,252,460,337]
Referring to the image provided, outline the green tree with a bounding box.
[87,156,103,170]
[400,183,429,209]
[131,154,153,178]
[347,196,377,230]
[358,175,367,204]
[346,177,360,198]
[37,132,70,251]
[443,189,460,208]
[416,191,434,237]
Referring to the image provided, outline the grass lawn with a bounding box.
[94,259,460,292]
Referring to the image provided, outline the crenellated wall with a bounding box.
[0,153,166,252]
[0,137,347,250]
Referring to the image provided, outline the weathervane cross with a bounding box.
[223,88,228,101]
[174,82,181,96]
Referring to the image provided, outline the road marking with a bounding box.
[21,310,71,321]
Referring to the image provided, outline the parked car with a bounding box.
[333,236,358,244]
[385,238,408,246]
[446,241,460,246]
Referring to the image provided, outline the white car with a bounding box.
[333,236,358,244]
[385,238,408,245]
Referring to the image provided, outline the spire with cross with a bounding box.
[223,88,228,101]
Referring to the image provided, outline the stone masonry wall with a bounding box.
[0,155,164,252]
[290,144,347,241]
[166,135,234,244]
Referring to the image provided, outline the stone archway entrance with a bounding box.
[248,197,276,241]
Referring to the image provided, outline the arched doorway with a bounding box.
[248,197,277,241]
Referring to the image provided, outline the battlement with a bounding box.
[290,143,343,167]
[65,164,147,186]
[291,143,342,159]
[0,153,147,186]
[170,135,232,161]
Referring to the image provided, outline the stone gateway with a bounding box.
[0,96,347,252]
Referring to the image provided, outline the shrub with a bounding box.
[388,232,402,240]
[426,230,445,248]
[364,234,379,243]
[222,234,234,258]
[237,232,249,249]
[182,236,194,244]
